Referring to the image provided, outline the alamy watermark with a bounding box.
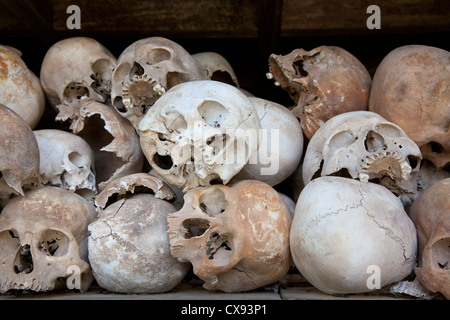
[367,5,381,30]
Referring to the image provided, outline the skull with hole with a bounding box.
[302,111,422,204]
[0,186,97,292]
[57,97,144,191]
[89,173,188,293]
[409,178,450,299]
[168,180,292,292]
[231,97,303,186]
[268,46,372,140]
[290,176,417,295]
[0,45,45,129]
[139,80,261,192]
[111,37,209,129]
[0,104,41,199]
[192,51,240,88]
[40,37,116,111]
[34,129,96,200]
[369,45,450,172]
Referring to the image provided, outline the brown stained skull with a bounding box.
[40,37,117,110]
[409,178,450,299]
[111,37,209,129]
[0,104,41,199]
[168,180,292,293]
[268,46,372,140]
[0,186,97,292]
[369,45,450,171]
[56,98,144,191]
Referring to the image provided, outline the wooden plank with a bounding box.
[51,0,259,38]
[280,0,450,36]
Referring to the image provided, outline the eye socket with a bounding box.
[0,229,20,259]
[198,187,228,217]
[328,131,356,152]
[147,48,171,64]
[375,123,404,138]
[198,100,229,129]
[431,237,450,270]
[38,229,70,257]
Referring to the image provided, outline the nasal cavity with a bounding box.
[14,244,33,274]
[364,130,387,153]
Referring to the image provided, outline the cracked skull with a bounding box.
[268,46,372,139]
[167,180,292,293]
[34,129,96,198]
[369,45,450,171]
[409,178,450,299]
[290,176,417,294]
[40,37,117,110]
[88,173,188,293]
[0,104,40,199]
[0,186,97,292]
[302,111,422,201]
[139,80,261,192]
[111,37,209,129]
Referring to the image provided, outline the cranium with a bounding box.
[409,178,450,299]
[290,176,417,294]
[139,80,261,192]
[57,97,144,191]
[0,45,45,129]
[192,51,239,88]
[369,45,450,171]
[0,186,97,292]
[40,37,117,110]
[111,37,208,129]
[302,111,422,202]
[268,46,372,139]
[0,104,41,199]
[168,180,292,292]
[231,97,303,186]
[34,129,96,199]
[89,173,188,293]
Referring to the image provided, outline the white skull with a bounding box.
[0,45,45,129]
[192,51,239,88]
[290,176,417,295]
[167,180,292,292]
[302,111,422,201]
[34,129,96,198]
[139,80,261,192]
[232,97,303,186]
[40,37,117,109]
[0,186,97,292]
[111,37,209,129]
[89,173,188,293]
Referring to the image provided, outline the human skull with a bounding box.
[139,80,261,192]
[268,46,372,139]
[168,180,292,292]
[57,97,144,191]
[40,37,117,110]
[0,104,41,199]
[89,173,188,293]
[192,51,239,88]
[409,178,450,299]
[34,129,96,198]
[111,37,208,129]
[231,97,303,186]
[302,111,422,201]
[0,45,45,129]
[290,176,417,295]
[369,45,450,171]
[0,186,97,292]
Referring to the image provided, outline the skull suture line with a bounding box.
[139,80,261,192]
